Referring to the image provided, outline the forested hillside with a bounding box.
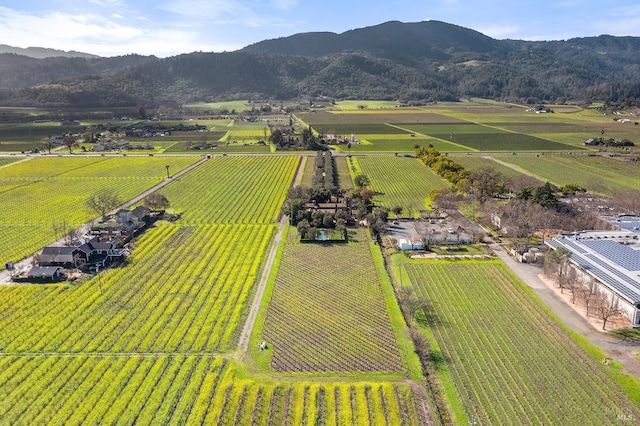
[1,20,640,108]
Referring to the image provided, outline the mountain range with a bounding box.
[1,20,640,109]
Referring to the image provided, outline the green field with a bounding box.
[354,156,448,216]
[0,156,198,264]
[2,101,640,424]
[0,356,425,425]
[452,155,535,178]
[260,229,405,373]
[399,257,640,425]
[0,153,428,423]
[497,155,640,195]
[158,156,299,224]
[0,224,273,353]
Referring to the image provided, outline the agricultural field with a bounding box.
[497,155,640,195]
[352,156,448,216]
[341,134,466,153]
[399,257,640,425]
[0,156,198,265]
[259,228,406,373]
[0,151,429,423]
[0,356,426,425]
[0,224,273,353]
[400,123,578,152]
[157,156,299,224]
[452,155,535,179]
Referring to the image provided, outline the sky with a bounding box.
[1,1,640,57]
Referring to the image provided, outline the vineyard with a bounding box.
[0,224,274,353]
[157,156,299,224]
[261,229,405,373]
[0,356,426,425]
[354,156,448,216]
[402,258,640,424]
[0,156,198,265]
[498,155,640,195]
[453,155,534,179]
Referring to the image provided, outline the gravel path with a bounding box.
[236,156,305,353]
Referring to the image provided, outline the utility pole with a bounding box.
[165,165,170,179]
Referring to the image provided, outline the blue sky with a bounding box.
[1,1,640,57]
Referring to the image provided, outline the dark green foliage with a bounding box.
[3,22,640,106]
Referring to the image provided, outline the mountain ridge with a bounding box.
[1,20,639,108]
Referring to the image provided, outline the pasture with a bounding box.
[398,257,640,425]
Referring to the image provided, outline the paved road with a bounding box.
[491,243,640,379]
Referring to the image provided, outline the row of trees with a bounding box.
[544,248,624,330]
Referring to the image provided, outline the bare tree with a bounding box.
[42,138,55,154]
[565,267,580,304]
[593,291,622,330]
[52,221,82,246]
[543,246,571,292]
[62,134,78,154]
[396,286,429,318]
[86,189,121,221]
[578,278,599,317]
[416,223,434,252]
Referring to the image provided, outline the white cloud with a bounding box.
[270,0,298,10]
[0,6,239,57]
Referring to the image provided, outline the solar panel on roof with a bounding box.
[581,240,640,271]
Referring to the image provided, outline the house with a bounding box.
[584,138,599,146]
[116,206,151,232]
[75,238,125,268]
[28,266,65,282]
[39,246,78,267]
[131,206,151,223]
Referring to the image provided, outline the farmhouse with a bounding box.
[38,246,78,267]
[546,230,640,326]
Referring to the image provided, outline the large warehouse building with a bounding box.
[546,228,640,327]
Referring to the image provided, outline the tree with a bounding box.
[144,193,170,210]
[544,246,571,291]
[52,221,81,246]
[396,286,429,318]
[467,167,506,204]
[42,138,55,154]
[392,206,403,216]
[269,128,284,146]
[578,278,599,316]
[86,189,121,221]
[593,291,621,330]
[531,182,559,209]
[62,134,78,154]
[354,174,370,189]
